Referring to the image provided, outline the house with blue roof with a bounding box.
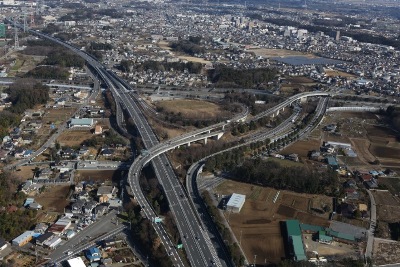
[85,247,101,262]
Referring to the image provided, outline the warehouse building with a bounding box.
[69,118,94,128]
[226,193,246,213]
[285,220,307,261]
[12,231,34,247]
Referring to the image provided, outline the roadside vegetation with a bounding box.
[0,172,37,240]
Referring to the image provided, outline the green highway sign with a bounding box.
[0,24,5,38]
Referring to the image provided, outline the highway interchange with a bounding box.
[6,19,373,267]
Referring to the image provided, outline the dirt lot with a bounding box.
[214,180,331,263]
[177,55,211,64]
[373,239,400,265]
[372,190,400,206]
[75,170,123,184]
[303,233,361,258]
[250,48,309,58]
[324,69,356,78]
[57,129,92,147]
[155,99,223,120]
[36,211,59,224]
[379,178,400,195]
[281,139,321,157]
[35,185,71,213]
[372,190,400,223]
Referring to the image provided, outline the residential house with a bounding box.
[84,201,98,215]
[94,205,108,217]
[0,239,7,251]
[36,232,54,246]
[34,223,48,234]
[85,247,101,262]
[94,125,103,135]
[78,146,89,155]
[14,148,26,158]
[71,200,85,214]
[29,202,43,210]
[101,148,114,157]
[97,186,117,199]
[43,236,62,249]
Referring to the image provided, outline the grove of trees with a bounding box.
[5,79,50,114]
[208,66,278,88]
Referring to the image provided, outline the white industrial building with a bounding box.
[226,193,246,213]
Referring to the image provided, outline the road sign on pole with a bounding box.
[0,24,5,38]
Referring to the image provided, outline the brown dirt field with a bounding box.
[155,99,222,120]
[370,144,400,160]
[350,138,376,163]
[157,41,172,50]
[372,190,400,206]
[36,211,59,223]
[231,221,285,264]
[57,129,92,147]
[380,178,400,195]
[280,193,310,211]
[250,48,308,58]
[215,180,330,263]
[14,165,37,180]
[288,76,315,84]
[276,204,297,217]
[75,170,122,184]
[296,212,330,227]
[280,139,321,157]
[42,108,76,125]
[35,185,71,213]
[177,55,210,64]
[324,69,356,78]
[373,239,400,265]
[366,125,398,138]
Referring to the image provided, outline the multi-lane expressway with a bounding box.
[7,19,334,267]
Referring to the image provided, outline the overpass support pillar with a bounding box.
[187,142,191,147]
[282,107,285,112]
[208,130,211,134]
[300,96,307,103]
[276,110,280,116]
[204,137,208,144]
[222,125,225,130]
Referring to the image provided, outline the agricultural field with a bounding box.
[372,190,400,223]
[154,99,223,120]
[250,48,309,58]
[57,129,92,147]
[214,180,331,264]
[373,239,400,266]
[324,68,356,78]
[281,139,321,158]
[35,185,71,213]
[75,170,123,184]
